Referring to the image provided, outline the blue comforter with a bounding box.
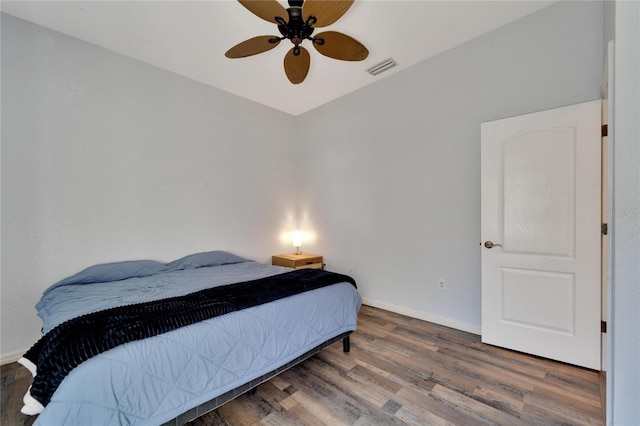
[23,252,361,425]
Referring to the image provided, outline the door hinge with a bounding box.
[602,223,608,235]
[601,321,607,333]
[601,124,608,137]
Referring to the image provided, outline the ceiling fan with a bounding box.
[225,0,369,84]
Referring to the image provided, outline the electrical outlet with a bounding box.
[439,279,445,289]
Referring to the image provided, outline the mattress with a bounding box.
[21,252,361,425]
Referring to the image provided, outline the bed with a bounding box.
[19,251,361,425]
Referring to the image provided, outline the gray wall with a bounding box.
[603,0,615,65]
[296,1,604,331]
[610,2,640,424]
[1,14,297,356]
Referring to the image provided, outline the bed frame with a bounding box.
[161,332,352,425]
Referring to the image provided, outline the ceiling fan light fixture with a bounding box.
[367,58,398,76]
[228,0,366,84]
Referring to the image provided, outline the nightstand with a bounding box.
[272,253,324,270]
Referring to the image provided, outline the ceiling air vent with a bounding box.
[367,58,398,76]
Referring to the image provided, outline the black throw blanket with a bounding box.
[24,268,356,407]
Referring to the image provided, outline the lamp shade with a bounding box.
[292,231,302,248]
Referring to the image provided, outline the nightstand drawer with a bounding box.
[296,261,323,269]
[272,254,323,269]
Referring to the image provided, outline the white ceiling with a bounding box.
[1,0,556,116]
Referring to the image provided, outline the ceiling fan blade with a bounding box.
[303,0,354,28]
[225,36,281,58]
[284,46,311,84]
[313,31,368,61]
[238,0,288,24]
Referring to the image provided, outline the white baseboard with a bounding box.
[1,350,26,365]
[362,298,482,335]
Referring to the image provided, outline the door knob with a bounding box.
[484,241,502,249]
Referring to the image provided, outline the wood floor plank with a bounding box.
[436,341,548,380]
[316,346,359,371]
[304,356,394,408]
[188,410,229,425]
[289,389,357,425]
[384,329,441,353]
[349,346,418,386]
[258,409,306,426]
[296,358,407,426]
[348,364,403,395]
[1,305,604,426]
[473,385,525,417]
[1,363,36,426]
[285,401,328,426]
[215,398,264,425]
[281,367,362,425]
[522,393,604,426]
[395,385,487,425]
[431,384,531,426]
[532,380,602,411]
[353,320,393,339]
[447,354,541,392]
[268,375,291,392]
[395,405,458,426]
[525,385,604,421]
[543,372,601,404]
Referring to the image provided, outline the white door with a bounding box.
[481,100,601,370]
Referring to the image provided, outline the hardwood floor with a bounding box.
[1,357,36,426]
[1,305,604,425]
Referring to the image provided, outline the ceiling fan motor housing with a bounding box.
[277,6,316,53]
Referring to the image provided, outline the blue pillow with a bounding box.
[163,251,249,272]
[44,259,166,295]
